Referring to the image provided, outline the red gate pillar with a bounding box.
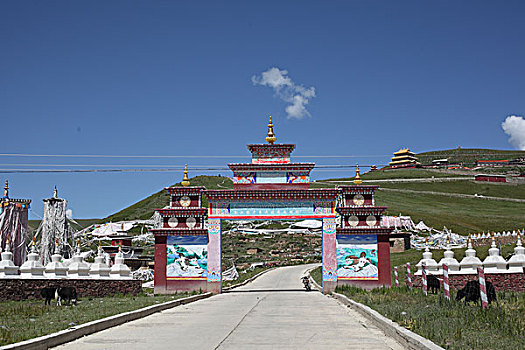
[154,235,167,294]
[207,218,222,293]
[322,217,337,293]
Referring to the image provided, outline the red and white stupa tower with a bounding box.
[151,166,208,294]
[335,166,392,288]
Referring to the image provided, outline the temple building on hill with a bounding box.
[389,148,420,169]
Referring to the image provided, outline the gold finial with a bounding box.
[32,236,36,246]
[77,238,81,248]
[353,162,363,185]
[53,186,58,198]
[3,180,8,198]
[181,165,190,187]
[446,235,450,245]
[265,116,276,144]
[119,240,122,252]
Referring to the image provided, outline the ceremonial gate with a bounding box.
[152,117,391,294]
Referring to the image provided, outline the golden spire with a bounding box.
[3,180,8,198]
[265,116,276,144]
[182,165,190,187]
[53,186,58,198]
[353,162,363,185]
[77,238,81,248]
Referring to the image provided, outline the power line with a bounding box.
[0,153,390,158]
[0,165,386,174]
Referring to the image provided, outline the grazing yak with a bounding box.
[427,275,440,294]
[40,287,78,306]
[40,287,56,305]
[456,280,497,304]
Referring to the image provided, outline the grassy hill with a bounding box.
[99,166,523,234]
[416,148,525,166]
[103,175,232,222]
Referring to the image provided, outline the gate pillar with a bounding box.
[322,217,337,293]
[207,218,222,293]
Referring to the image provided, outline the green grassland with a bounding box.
[337,285,524,350]
[312,177,524,234]
[375,190,524,233]
[416,148,525,166]
[320,168,469,182]
[378,180,525,199]
[0,293,192,346]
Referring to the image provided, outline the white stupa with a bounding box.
[459,236,482,273]
[0,236,19,277]
[110,243,132,279]
[438,236,460,273]
[45,239,68,278]
[68,240,90,278]
[20,238,45,278]
[508,234,525,273]
[89,243,110,278]
[482,235,507,273]
[416,238,438,275]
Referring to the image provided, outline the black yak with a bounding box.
[456,280,497,304]
[40,287,56,305]
[56,287,77,306]
[427,275,440,294]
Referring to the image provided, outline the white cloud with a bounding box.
[501,115,525,150]
[252,67,316,119]
[66,209,73,219]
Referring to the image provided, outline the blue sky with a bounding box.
[1,1,524,219]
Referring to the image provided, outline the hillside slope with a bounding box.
[101,170,523,234]
[104,175,232,222]
[416,148,525,166]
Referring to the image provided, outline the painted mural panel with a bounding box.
[336,235,378,280]
[208,201,335,219]
[166,235,208,280]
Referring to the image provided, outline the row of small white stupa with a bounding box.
[0,238,131,279]
[415,235,525,275]
[470,230,522,239]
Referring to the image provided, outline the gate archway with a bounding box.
[152,117,391,294]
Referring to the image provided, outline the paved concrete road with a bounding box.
[54,265,404,350]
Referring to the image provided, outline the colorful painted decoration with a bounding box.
[366,215,377,227]
[348,215,359,227]
[166,235,208,280]
[167,217,178,228]
[186,216,196,229]
[337,235,378,280]
[179,196,191,207]
[353,194,365,206]
[208,200,335,219]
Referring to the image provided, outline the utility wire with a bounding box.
[0,165,386,174]
[0,152,523,159]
